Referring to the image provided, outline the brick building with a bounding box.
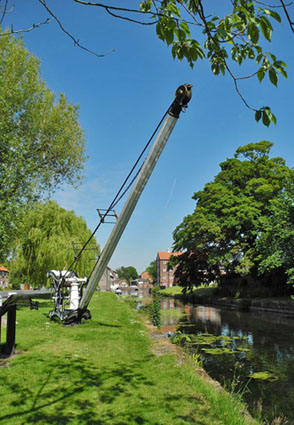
[0,265,9,289]
[156,252,182,288]
[140,271,153,284]
[99,267,118,291]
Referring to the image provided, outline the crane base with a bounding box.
[49,308,91,325]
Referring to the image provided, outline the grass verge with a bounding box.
[0,292,258,425]
[159,285,217,302]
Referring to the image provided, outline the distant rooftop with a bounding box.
[157,252,182,260]
[0,265,9,272]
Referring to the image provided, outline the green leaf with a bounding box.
[260,16,273,41]
[261,108,276,126]
[262,110,270,127]
[156,22,165,41]
[270,111,277,125]
[180,21,190,37]
[220,63,225,76]
[273,61,288,79]
[257,68,265,82]
[211,63,220,75]
[269,67,278,86]
[255,110,262,122]
[167,3,181,18]
[248,22,259,44]
[278,67,288,79]
[256,54,263,64]
[190,47,198,62]
[176,28,186,43]
[248,48,255,59]
[139,1,152,12]
[218,28,228,40]
[166,28,174,45]
[263,9,281,23]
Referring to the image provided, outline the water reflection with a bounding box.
[193,306,221,326]
[120,288,151,298]
[159,299,294,424]
[160,298,185,335]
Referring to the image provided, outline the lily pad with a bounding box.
[248,371,278,382]
[202,347,234,355]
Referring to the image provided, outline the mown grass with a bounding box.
[159,285,216,300]
[0,292,258,425]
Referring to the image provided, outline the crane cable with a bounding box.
[67,102,174,276]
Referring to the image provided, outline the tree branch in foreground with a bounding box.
[38,0,115,57]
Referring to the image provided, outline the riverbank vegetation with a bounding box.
[0,292,258,425]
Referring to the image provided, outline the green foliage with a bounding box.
[172,141,294,292]
[151,285,161,293]
[115,265,138,283]
[145,259,157,283]
[138,0,289,125]
[9,201,100,287]
[150,296,161,328]
[0,29,86,260]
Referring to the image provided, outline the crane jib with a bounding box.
[47,84,192,324]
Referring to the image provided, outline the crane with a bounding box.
[47,84,193,324]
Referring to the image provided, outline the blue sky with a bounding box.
[4,1,294,274]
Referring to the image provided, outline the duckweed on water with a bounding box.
[173,332,251,356]
[202,347,235,355]
[248,371,279,382]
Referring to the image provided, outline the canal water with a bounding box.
[159,298,294,424]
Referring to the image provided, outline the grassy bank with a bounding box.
[0,292,258,425]
[159,285,216,301]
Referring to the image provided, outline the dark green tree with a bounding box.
[0,30,86,260]
[172,141,294,294]
[116,266,138,284]
[9,201,100,288]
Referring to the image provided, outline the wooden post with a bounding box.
[0,296,2,352]
[0,315,2,353]
[5,306,16,356]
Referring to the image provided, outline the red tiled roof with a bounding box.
[157,252,182,260]
[0,265,9,272]
[141,271,153,282]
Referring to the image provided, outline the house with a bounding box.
[132,277,152,289]
[0,265,10,289]
[140,271,153,284]
[99,267,119,291]
[156,252,182,288]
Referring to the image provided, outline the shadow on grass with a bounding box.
[0,353,209,425]
[0,356,153,424]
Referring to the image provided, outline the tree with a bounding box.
[145,259,157,283]
[116,266,138,283]
[0,29,86,260]
[172,141,294,294]
[9,201,100,288]
[2,1,292,125]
